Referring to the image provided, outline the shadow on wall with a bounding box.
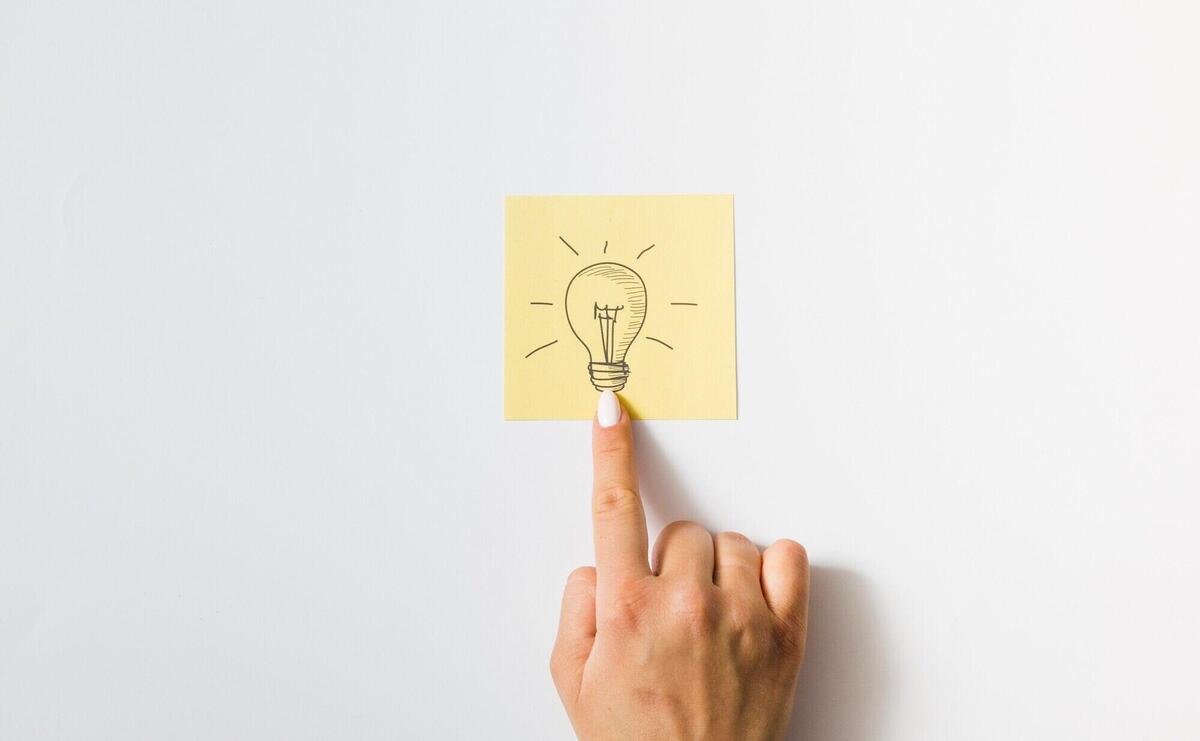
[634,425,890,739]
[787,566,891,740]
[633,424,714,532]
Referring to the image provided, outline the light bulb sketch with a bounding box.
[523,236,695,393]
[565,263,647,391]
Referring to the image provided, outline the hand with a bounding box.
[551,391,810,741]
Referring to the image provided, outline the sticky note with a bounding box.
[504,195,737,420]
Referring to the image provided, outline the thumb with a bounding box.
[549,566,597,705]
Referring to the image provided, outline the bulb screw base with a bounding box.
[588,361,630,392]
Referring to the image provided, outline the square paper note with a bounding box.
[505,195,737,420]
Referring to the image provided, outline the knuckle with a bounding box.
[653,522,712,576]
[770,538,808,565]
[657,520,707,543]
[716,532,759,564]
[592,485,641,519]
[717,530,754,548]
[565,566,595,586]
[594,439,631,458]
[602,581,650,632]
[665,583,717,634]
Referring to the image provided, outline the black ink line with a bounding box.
[524,339,559,358]
[670,302,698,306]
[558,236,579,256]
[529,301,554,306]
[645,336,674,350]
[565,262,648,392]
[603,240,608,254]
[636,244,655,260]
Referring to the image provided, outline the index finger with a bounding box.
[591,391,650,589]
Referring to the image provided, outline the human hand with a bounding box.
[551,391,810,741]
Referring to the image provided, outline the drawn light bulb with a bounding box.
[564,262,647,392]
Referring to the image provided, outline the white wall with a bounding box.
[3,2,1198,739]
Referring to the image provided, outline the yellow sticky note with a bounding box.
[505,195,737,420]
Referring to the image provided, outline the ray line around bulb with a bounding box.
[524,339,559,358]
[558,236,579,256]
[670,302,698,306]
[636,243,655,260]
[645,336,674,350]
[603,240,608,254]
[529,301,554,306]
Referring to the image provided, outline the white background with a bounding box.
[3,2,1198,739]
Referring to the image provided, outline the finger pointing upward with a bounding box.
[591,391,651,590]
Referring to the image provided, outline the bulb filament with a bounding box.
[593,303,624,363]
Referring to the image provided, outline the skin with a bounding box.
[551,398,810,740]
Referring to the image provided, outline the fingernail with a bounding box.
[597,390,621,428]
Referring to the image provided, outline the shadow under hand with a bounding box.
[787,566,891,741]
[633,423,713,532]
[632,428,887,738]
